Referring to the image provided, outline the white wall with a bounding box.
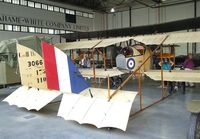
[132,8,149,26]
[107,11,130,30]
[122,11,130,28]
[148,8,157,25]
[197,1,200,17]
[107,14,113,29]
[165,3,194,22]
[93,12,106,31]
[35,0,93,13]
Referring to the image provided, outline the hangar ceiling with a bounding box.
[48,0,198,12]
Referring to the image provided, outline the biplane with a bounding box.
[3,38,138,131]
[3,31,200,131]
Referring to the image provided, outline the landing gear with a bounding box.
[110,77,123,89]
[187,113,200,139]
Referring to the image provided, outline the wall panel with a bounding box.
[165,3,194,22]
[131,8,148,26]
[122,11,130,28]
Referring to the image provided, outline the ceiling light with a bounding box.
[110,8,115,13]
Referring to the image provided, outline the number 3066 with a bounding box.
[28,60,43,67]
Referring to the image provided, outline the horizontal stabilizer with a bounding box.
[57,88,137,131]
[3,86,61,111]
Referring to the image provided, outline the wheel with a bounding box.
[110,77,123,89]
[187,113,200,139]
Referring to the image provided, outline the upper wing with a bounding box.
[133,34,167,45]
[163,31,200,44]
[55,39,101,50]
[55,37,133,50]
[134,31,200,45]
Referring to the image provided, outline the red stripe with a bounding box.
[41,41,59,90]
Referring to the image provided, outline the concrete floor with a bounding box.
[0,77,200,139]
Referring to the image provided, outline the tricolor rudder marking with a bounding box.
[41,41,89,94]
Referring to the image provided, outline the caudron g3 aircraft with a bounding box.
[3,38,138,131]
[4,31,200,132]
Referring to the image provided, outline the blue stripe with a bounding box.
[67,56,90,94]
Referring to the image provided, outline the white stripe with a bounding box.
[54,47,72,93]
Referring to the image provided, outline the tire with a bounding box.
[187,113,200,139]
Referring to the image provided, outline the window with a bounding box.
[42,4,47,10]
[49,29,54,34]
[66,14,76,23]
[0,24,4,30]
[83,13,89,18]
[35,28,41,33]
[21,26,28,32]
[54,30,60,34]
[65,30,71,34]
[66,9,75,15]
[69,10,75,15]
[60,8,64,13]
[35,3,41,9]
[76,11,82,16]
[1,0,94,19]
[42,28,48,34]
[13,25,20,31]
[60,30,65,34]
[4,0,11,3]
[65,9,70,14]
[28,1,34,7]
[48,5,53,11]
[20,0,27,5]
[89,13,94,18]
[28,27,35,33]
[54,6,59,12]
[12,0,20,4]
[5,25,12,31]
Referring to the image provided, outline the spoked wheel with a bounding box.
[187,113,200,139]
[110,77,123,89]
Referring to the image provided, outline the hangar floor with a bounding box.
[0,77,199,139]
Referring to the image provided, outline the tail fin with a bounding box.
[17,43,47,89]
[41,41,89,94]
